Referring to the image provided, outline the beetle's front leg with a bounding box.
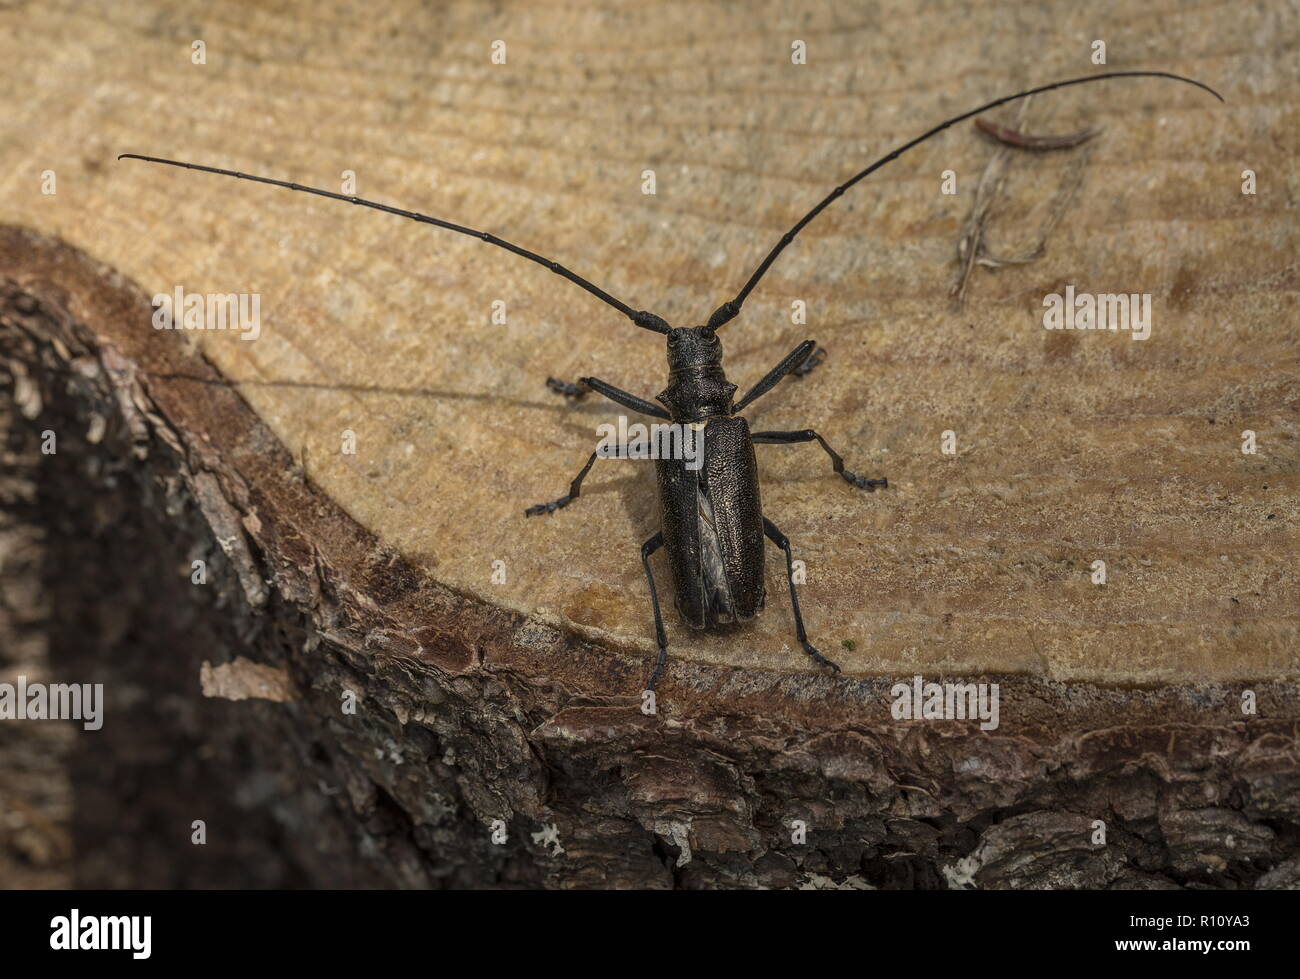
[791,345,826,378]
[545,375,671,419]
[546,377,589,398]
[751,429,887,491]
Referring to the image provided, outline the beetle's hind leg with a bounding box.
[640,531,670,689]
[752,429,888,491]
[763,517,841,675]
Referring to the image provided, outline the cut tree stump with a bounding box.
[1,0,1297,888]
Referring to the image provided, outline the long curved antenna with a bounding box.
[705,70,1223,331]
[117,154,672,335]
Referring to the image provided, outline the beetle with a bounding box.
[120,70,1221,688]
[532,324,883,688]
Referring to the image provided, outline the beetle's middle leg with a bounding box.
[762,517,840,674]
[752,429,888,491]
[524,442,650,516]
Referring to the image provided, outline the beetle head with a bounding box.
[666,325,722,372]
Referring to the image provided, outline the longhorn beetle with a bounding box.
[120,71,1222,688]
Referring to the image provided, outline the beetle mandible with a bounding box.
[120,70,1222,688]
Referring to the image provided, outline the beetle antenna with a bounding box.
[117,154,672,335]
[704,70,1223,331]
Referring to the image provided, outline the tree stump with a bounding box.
[1,0,1297,888]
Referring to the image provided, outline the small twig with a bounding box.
[974,117,1099,151]
[976,140,1093,269]
[950,99,1029,308]
[950,98,1097,309]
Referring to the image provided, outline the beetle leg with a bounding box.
[791,346,826,378]
[524,449,598,516]
[732,340,819,413]
[546,377,589,398]
[524,442,651,516]
[546,376,671,419]
[751,429,888,491]
[640,531,670,689]
[762,517,840,674]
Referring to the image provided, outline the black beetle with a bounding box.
[534,325,883,688]
[120,71,1221,688]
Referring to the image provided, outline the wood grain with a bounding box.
[2,0,1297,685]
